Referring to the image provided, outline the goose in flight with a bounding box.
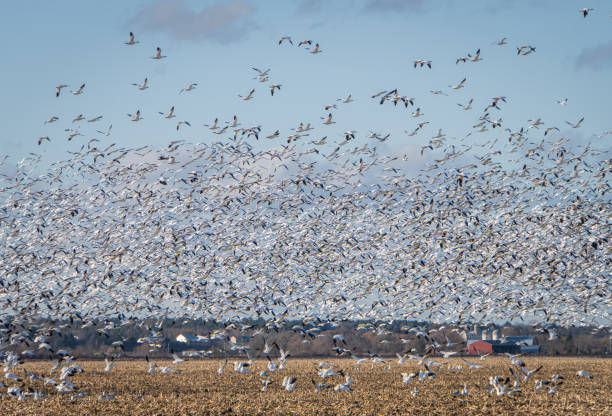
[456,56,468,64]
[125,32,139,45]
[96,124,112,136]
[56,84,68,97]
[576,369,592,378]
[566,117,584,128]
[580,8,594,18]
[179,83,197,94]
[238,89,255,100]
[176,121,191,131]
[71,83,86,95]
[517,45,536,55]
[73,114,85,123]
[127,110,143,121]
[544,126,559,136]
[468,49,482,62]
[557,98,568,105]
[266,130,279,139]
[282,376,297,391]
[494,37,508,46]
[298,40,312,47]
[159,106,175,119]
[337,94,354,103]
[279,36,292,45]
[45,116,59,124]
[87,115,103,123]
[461,358,483,369]
[152,47,166,59]
[104,357,114,372]
[310,43,322,54]
[252,67,270,77]
[132,78,149,91]
[269,84,281,95]
[449,77,467,90]
[414,59,432,68]
[204,117,219,129]
[38,136,50,145]
[430,90,448,96]
[321,113,335,125]
[458,98,473,110]
[411,107,424,117]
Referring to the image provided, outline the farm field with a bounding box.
[1,357,610,415]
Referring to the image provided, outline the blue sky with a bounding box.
[1,0,611,165]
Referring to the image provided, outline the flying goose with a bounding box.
[71,83,86,95]
[238,89,255,101]
[132,77,148,90]
[580,8,594,18]
[159,106,175,119]
[279,36,292,45]
[151,47,166,59]
[179,83,197,94]
[269,84,281,95]
[127,110,143,121]
[125,32,139,45]
[56,84,68,97]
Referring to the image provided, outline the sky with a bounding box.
[1,0,611,166]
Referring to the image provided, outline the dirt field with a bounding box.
[1,357,609,415]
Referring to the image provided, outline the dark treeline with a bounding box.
[4,317,609,359]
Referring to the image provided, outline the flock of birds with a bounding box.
[0,6,610,403]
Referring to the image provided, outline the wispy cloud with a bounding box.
[296,0,325,15]
[575,41,612,70]
[363,0,425,13]
[129,0,258,44]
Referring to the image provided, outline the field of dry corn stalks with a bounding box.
[1,356,609,415]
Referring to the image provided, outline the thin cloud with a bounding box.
[575,40,612,70]
[296,0,325,15]
[129,0,258,44]
[363,0,425,13]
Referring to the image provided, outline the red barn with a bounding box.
[467,340,493,355]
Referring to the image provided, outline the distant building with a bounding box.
[467,331,540,355]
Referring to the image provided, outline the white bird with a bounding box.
[152,47,166,59]
[132,77,149,90]
[45,116,59,124]
[458,98,473,110]
[576,369,592,378]
[127,110,143,121]
[494,37,507,46]
[337,94,354,103]
[172,352,184,364]
[73,114,85,123]
[401,372,417,384]
[468,49,482,62]
[104,357,115,372]
[566,117,584,128]
[309,43,322,54]
[449,78,467,90]
[321,113,335,125]
[279,36,293,45]
[580,8,594,18]
[414,59,432,68]
[269,84,282,96]
[38,136,51,145]
[179,83,197,94]
[125,32,139,45]
[282,376,297,391]
[462,359,483,370]
[56,84,68,97]
[96,124,112,136]
[159,106,175,119]
[176,121,191,131]
[71,83,86,95]
[239,89,255,101]
[557,98,568,106]
[88,115,103,123]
